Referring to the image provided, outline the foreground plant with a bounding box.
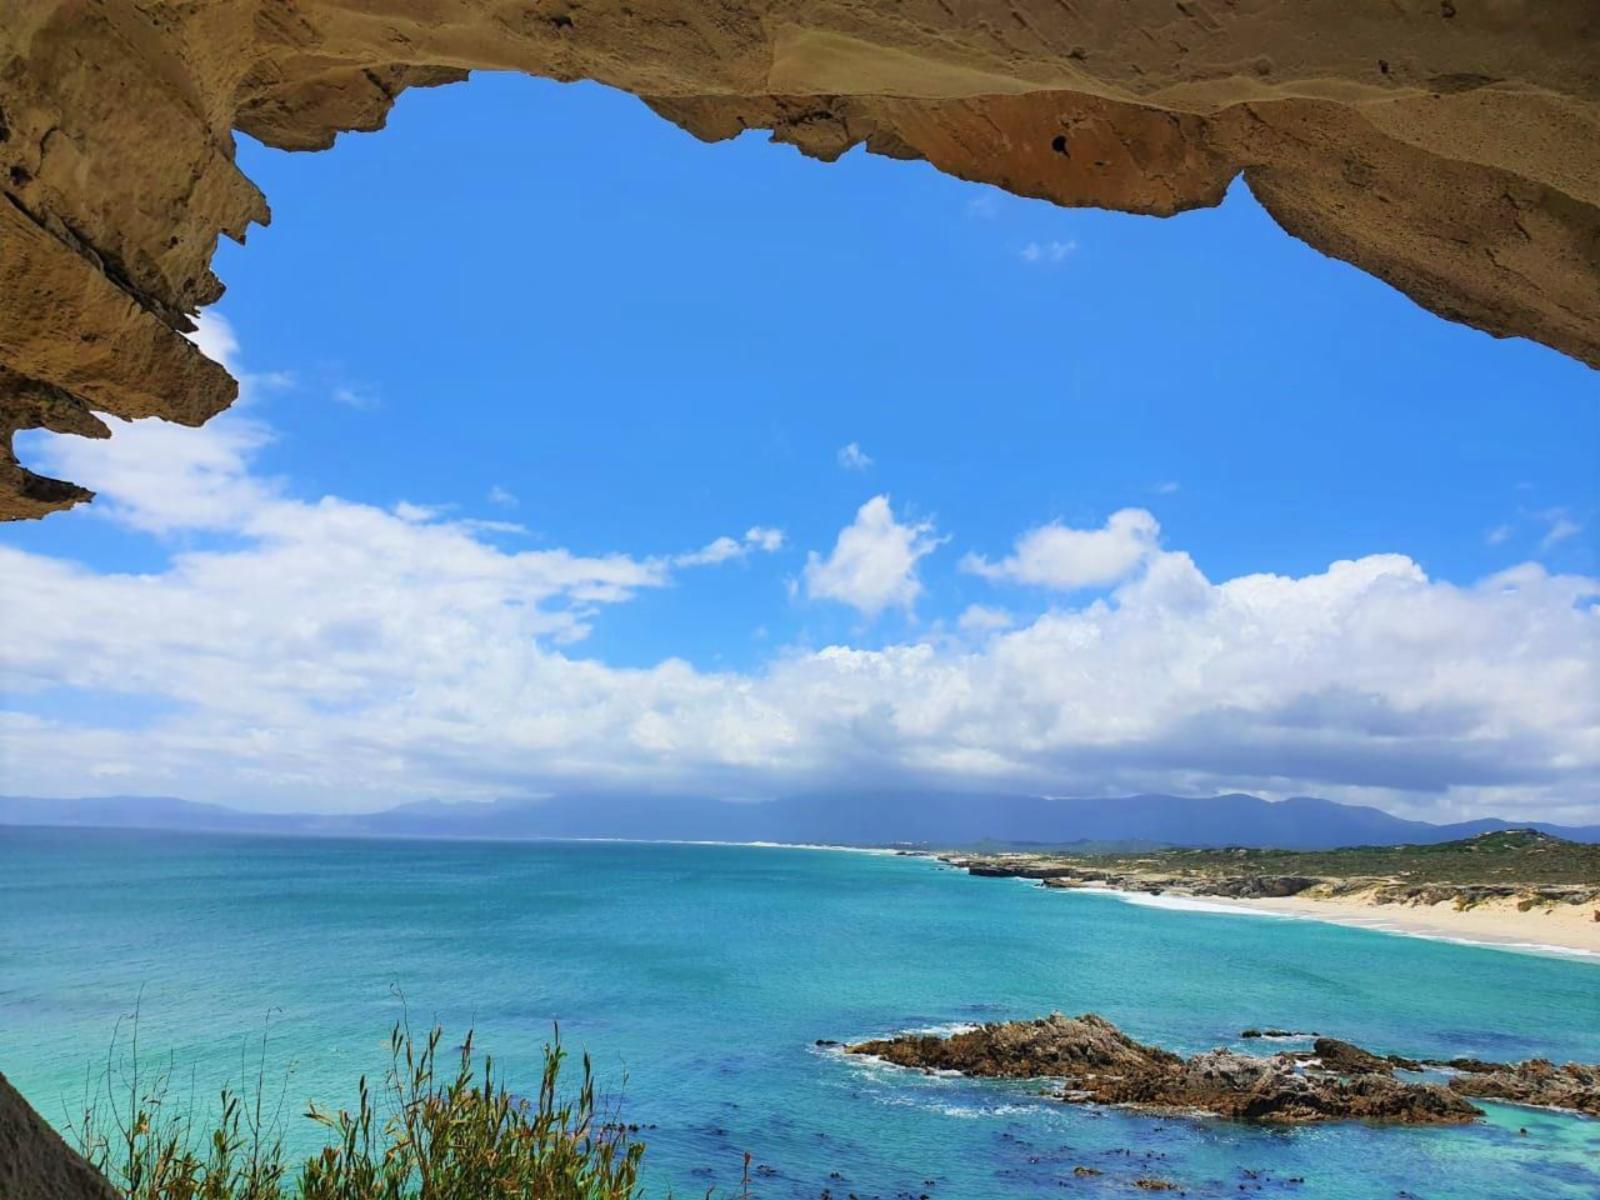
[68,1013,647,1200]
[299,1023,643,1200]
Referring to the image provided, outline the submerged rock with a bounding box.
[847,1014,1481,1125]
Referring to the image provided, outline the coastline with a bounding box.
[1071,883,1600,960]
[12,825,1597,957]
[633,844,1600,959]
[921,843,1600,961]
[571,840,1597,958]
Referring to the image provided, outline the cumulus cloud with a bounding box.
[961,509,1160,590]
[958,604,1014,634]
[394,501,441,523]
[4,527,1594,820]
[674,526,786,568]
[803,496,943,617]
[2,319,1597,822]
[745,526,785,553]
[1020,239,1077,265]
[837,442,873,471]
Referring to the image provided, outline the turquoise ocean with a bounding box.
[1,827,1596,1199]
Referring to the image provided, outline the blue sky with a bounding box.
[1,73,1595,819]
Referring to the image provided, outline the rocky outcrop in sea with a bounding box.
[846,1013,1599,1125]
[1443,1057,1600,1115]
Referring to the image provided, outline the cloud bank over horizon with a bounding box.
[1,317,1596,825]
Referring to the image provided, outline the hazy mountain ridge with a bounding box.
[2,791,1597,850]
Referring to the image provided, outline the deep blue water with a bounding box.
[1,827,1596,1199]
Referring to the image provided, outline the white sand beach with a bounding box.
[1154,886,1600,958]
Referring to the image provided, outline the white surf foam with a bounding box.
[551,836,899,855]
[1071,886,1299,919]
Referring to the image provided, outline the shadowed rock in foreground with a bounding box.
[847,1013,1571,1125]
[0,1072,118,1200]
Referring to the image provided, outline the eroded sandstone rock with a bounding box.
[2,2,1597,518]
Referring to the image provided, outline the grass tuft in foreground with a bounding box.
[67,1012,647,1200]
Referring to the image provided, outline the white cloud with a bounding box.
[962,509,1160,590]
[965,192,1001,219]
[1020,239,1077,265]
[332,385,379,411]
[1155,481,1181,496]
[487,485,518,508]
[674,526,786,568]
[458,518,529,536]
[393,501,440,523]
[3,321,1597,823]
[191,312,241,366]
[34,314,279,536]
[802,496,943,617]
[745,526,785,553]
[679,537,745,567]
[836,442,874,471]
[40,410,279,535]
[1485,508,1586,553]
[1540,509,1582,550]
[958,604,1014,634]
[4,526,1595,819]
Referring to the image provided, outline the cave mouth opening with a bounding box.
[1,13,1599,1198]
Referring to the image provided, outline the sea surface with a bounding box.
[1,828,1597,1199]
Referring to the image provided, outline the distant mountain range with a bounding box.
[2,791,1597,850]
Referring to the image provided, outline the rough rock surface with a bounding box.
[1311,1037,1405,1076]
[0,2,1597,518]
[850,1012,1183,1079]
[0,1072,118,1200]
[847,1013,1482,1124]
[1446,1058,1600,1116]
[1192,874,1323,899]
[948,842,1600,912]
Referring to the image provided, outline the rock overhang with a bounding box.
[1,1,1596,519]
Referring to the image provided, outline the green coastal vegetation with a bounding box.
[66,1018,651,1200]
[939,830,1600,914]
[1068,830,1600,887]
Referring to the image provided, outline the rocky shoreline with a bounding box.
[940,852,1600,911]
[926,841,1600,956]
[844,1014,1600,1124]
